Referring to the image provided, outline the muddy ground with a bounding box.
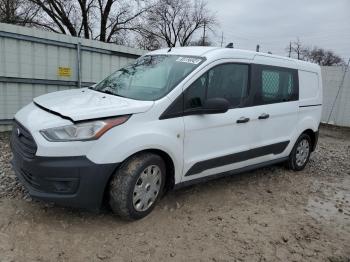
[0,125,349,262]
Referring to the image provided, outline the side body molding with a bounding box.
[185,141,290,176]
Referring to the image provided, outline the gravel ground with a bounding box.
[0,125,349,262]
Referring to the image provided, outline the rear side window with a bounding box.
[253,65,298,105]
[184,63,249,110]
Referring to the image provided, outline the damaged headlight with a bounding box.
[40,115,130,142]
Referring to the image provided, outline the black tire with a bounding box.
[109,152,166,220]
[287,133,312,171]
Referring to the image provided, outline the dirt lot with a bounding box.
[0,125,349,262]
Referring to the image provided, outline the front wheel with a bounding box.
[109,153,166,220]
[287,133,312,171]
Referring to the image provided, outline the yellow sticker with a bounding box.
[58,67,72,77]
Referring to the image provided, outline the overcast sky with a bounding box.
[205,0,350,61]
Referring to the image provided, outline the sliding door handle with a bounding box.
[258,113,270,120]
[236,117,250,124]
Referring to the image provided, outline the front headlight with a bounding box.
[40,115,130,142]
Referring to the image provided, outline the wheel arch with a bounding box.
[295,115,320,152]
[134,148,176,191]
[301,128,318,152]
[102,147,177,206]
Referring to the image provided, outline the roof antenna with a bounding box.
[225,43,233,48]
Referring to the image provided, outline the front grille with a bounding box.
[11,121,37,159]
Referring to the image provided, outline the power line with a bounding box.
[217,30,350,45]
[208,30,350,59]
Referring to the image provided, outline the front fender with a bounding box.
[86,117,184,184]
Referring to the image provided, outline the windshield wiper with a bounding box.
[93,88,127,98]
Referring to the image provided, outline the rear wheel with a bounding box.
[287,133,312,171]
[109,153,166,220]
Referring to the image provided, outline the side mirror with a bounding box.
[202,98,230,114]
[185,97,230,116]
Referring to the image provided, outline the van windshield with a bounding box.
[91,55,205,101]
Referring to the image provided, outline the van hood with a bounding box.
[33,88,154,121]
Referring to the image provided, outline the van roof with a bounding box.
[147,46,320,72]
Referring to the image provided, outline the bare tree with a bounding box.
[138,0,185,48]
[285,38,309,60]
[28,0,84,36]
[2,0,215,49]
[137,0,216,48]
[286,39,344,66]
[96,0,150,43]
[303,47,344,66]
[135,32,161,50]
[290,37,303,60]
[0,0,39,25]
[78,0,94,38]
[25,0,150,42]
[177,0,215,46]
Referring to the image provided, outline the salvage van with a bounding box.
[11,47,322,220]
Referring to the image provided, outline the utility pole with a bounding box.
[202,22,206,46]
[220,32,224,47]
[256,44,260,52]
[288,41,292,57]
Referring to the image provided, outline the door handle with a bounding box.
[236,117,250,124]
[258,113,270,120]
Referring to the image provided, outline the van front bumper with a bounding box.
[11,153,118,211]
[10,122,118,211]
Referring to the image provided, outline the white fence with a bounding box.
[321,66,350,127]
[0,23,349,130]
[0,23,145,131]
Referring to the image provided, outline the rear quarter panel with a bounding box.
[295,67,322,146]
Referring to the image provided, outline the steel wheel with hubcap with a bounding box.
[133,165,162,212]
[109,153,166,220]
[295,139,310,167]
[287,133,312,171]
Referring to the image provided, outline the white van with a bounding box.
[11,47,322,220]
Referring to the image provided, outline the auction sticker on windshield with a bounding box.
[176,57,202,64]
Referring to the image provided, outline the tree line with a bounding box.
[0,0,344,66]
[0,0,216,49]
[286,38,344,66]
